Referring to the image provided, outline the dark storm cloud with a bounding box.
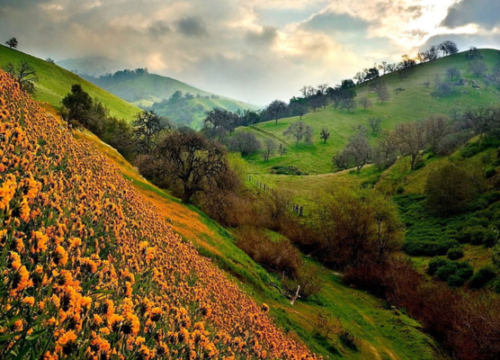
[175,16,208,37]
[246,26,278,47]
[149,21,171,38]
[442,0,500,30]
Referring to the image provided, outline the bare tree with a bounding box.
[4,61,38,93]
[371,79,390,103]
[393,122,426,170]
[424,115,451,153]
[368,118,382,135]
[333,134,371,173]
[446,67,461,80]
[468,60,488,77]
[373,131,397,169]
[358,97,373,110]
[320,127,330,144]
[228,132,261,156]
[262,139,277,161]
[340,98,357,113]
[440,40,459,57]
[278,143,287,156]
[283,121,313,146]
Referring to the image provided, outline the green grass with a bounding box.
[240,49,500,179]
[0,46,140,121]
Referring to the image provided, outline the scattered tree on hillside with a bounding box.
[358,97,373,110]
[392,122,426,170]
[228,132,261,156]
[373,131,397,169]
[133,110,171,154]
[152,132,229,203]
[320,127,330,144]
[368,118,382,135]
[278,143,287,156]
[4,61,38,93]
[333,134,371,173]
[468,60,488,77]
[340,98,357,113]
[283,121,314,146]
[446,67,461,80]
[62,84,93,126]
[440,40,459,57]
[267,100,287,124]
[262,139,277,162]
[370,79,390,103]
[203,108,238,141]
[5,37,17,49]
[424,115,451,153]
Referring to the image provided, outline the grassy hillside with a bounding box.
[241,49,500,176]
[0,46,140,121]
[83,72,258,128]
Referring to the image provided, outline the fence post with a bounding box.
[300,206,303,217]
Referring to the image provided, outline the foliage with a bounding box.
[469,267,497,289]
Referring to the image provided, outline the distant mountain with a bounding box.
[57,56,122,77]
[81,69,258,128]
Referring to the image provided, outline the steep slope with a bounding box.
[82,71,258,128]
[241,49,500,176]
[0,71,314,359]
[0,46,140,121]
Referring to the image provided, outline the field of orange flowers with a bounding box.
[0,71,318,359]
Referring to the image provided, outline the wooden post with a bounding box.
[300,206,303,217]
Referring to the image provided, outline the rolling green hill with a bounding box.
[81,71,258,128]
[241,49,500,176]
[0,46,141,121]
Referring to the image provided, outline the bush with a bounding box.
[483,228,498,248]
[469,267,497,289]
[486,167,496,178]
[435,261,473,286]
[494,279,500,294]
[428,257,449,275]
[271,165,307,176]
[413,161,426,171]
[462,226,487,245]
[404,240,460,256]
[339,331,358,351]
[447,247,464,260]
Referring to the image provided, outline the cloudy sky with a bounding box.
[1,0,499,104]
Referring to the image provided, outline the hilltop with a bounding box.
[79,69,258,128]
[0,46,140,121]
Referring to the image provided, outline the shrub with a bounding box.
[469,267,497,289]
[447,247,464,260]
[494,279,500,294]
[486,167,496,178]
[428,257,449,275]
[435,261,473,285]
[413,161,426,171]
[404,240,460,256]
[339,330,358,351]
[462,226,487,245]
[483,228,498,248]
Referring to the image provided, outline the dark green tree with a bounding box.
[5,37,18,49]
[133,110,170,154]
[62,84,93,126]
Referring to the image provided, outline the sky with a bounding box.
[1,0,499,105]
